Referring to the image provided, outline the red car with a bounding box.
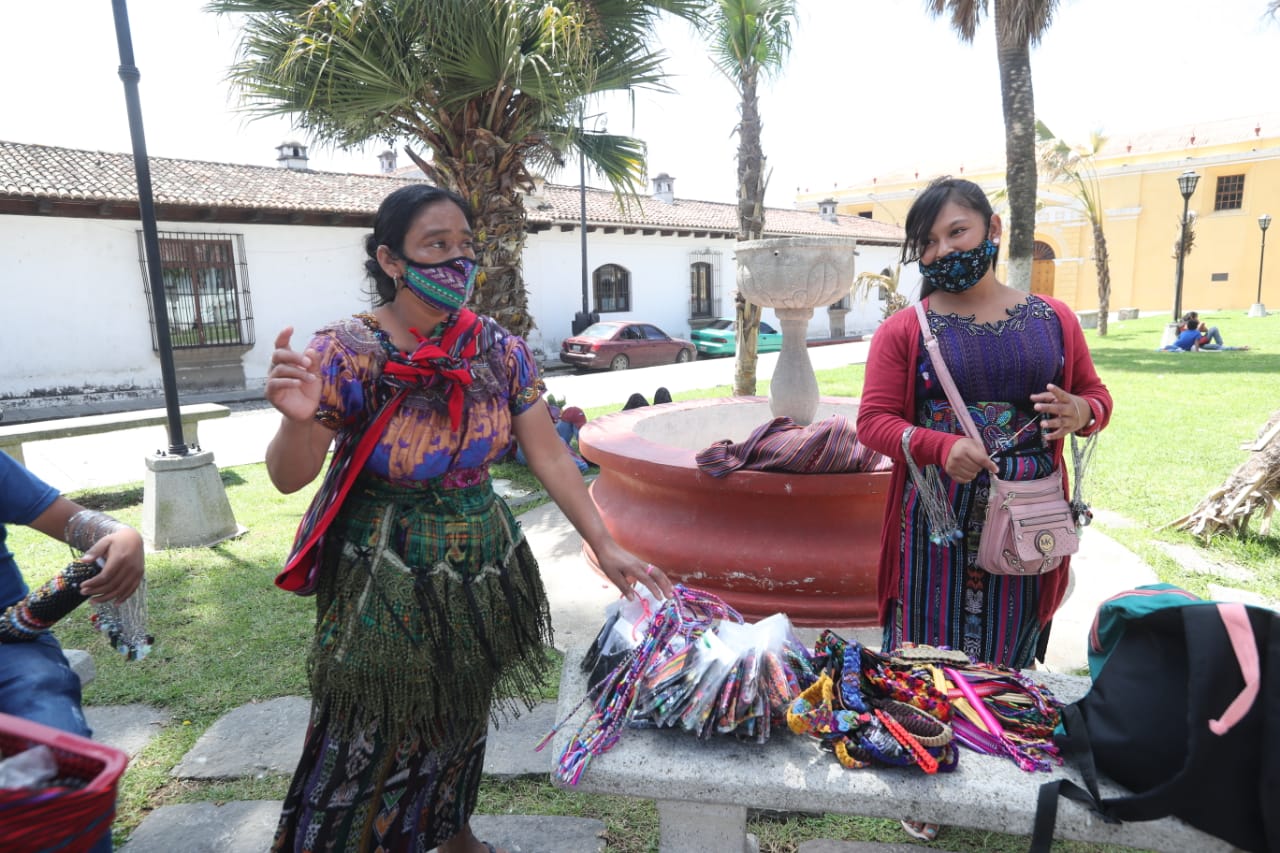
[560,321,696,371]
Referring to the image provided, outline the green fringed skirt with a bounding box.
[273,473,553,852]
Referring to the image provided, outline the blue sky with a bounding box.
[2,0,1276,207]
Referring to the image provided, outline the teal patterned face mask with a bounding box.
[919,239,997,293]
[402,256,477,312]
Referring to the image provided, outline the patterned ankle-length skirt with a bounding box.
[273,474,553,853]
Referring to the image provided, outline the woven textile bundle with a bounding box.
[695,415,892,478]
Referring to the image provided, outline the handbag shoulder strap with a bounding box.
[914,301,983,446]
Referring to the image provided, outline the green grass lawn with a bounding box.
[9,308,1278,851]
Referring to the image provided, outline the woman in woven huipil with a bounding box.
[856,176,1112,842]
[263,185,672,853]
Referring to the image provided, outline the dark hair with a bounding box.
[901,176,997,297]
[364,184,474,305]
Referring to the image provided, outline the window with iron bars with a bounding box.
[1213,174,1244,211]
[138,232,256,350]
[593,263,631,313]
[690,261,715,317]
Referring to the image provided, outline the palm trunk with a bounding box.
[994,0,1038,293]
[734,68,765,396]
[1092,219,1111,336]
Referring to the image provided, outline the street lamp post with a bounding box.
[571,111,603,336]
[1250,213,1271,318]
[1172,170,1200,322]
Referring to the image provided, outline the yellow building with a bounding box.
[801,114,1280,315]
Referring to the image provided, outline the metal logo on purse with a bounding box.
[913,302,1078,576]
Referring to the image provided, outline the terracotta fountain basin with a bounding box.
[578,397,889,627]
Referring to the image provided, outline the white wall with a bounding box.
[1,214,897,407]
[522,229,897,357]
[523,228,733,356]
[0,216,371,403]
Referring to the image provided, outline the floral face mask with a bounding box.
[919,239,997,294]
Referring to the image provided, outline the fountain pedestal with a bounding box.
[734,236,859,425]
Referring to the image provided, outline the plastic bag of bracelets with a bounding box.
[790,631,958,774]
[720,613,813,742]
[581,586,661,697]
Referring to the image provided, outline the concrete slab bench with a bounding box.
[64,648,95,687]
[1075,310,1100,329]
[551,649,1227,853]
[0,403,231,466]
[1117,307,1140,321]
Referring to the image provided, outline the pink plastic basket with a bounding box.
[0,712,128,853]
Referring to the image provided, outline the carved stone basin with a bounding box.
[579,397,889,627]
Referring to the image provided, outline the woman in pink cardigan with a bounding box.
[856,176,1112,842]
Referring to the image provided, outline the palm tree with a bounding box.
[703,0,797,396]
[1036,121,1113,334]
[208,0,702,337]
[853,265,909,320]
[926,0,1059,293]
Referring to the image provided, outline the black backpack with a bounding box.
[1032,585,1280,853]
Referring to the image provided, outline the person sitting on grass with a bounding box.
[1162,318,1249,352]
[1178,311,1249,350]
[516,404,589,473]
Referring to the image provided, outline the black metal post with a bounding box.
[1172,193,1191,323]
[1257,222,1270,305]
[112,0,187,455]
[579,146,589,314]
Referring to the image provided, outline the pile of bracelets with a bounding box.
[544,585,816,785]
[788,633,1064,775]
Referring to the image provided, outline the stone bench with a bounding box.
[1075,310,1100,329]
[1117,307,1140,321]
[64,648,96,687]
[551,649,1227,853]
[0,403,230,466]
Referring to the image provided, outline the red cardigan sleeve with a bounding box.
[1046,296,1113,437]
[856,306,962,469]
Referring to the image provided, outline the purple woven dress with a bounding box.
[884,296,1065,669]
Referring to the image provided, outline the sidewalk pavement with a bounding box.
[18,341,1170,851]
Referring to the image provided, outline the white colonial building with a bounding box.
[0,141,905,416]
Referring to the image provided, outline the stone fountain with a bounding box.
[736,236,863,426]
[579,236,889,627]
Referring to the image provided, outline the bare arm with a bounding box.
[514,400,672,601]
[28,498,144,603]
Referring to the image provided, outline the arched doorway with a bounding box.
[1031,241,1056,297]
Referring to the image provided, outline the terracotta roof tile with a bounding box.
[0,140,413,214]
[0,140,904,243]
[525,184,904,243]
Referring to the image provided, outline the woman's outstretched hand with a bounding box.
[265,327,321,422]
[594,540,674,602]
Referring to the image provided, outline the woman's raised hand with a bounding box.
[1031,384,1089,441]
[265,327,321,422]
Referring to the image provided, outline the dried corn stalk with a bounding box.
[1167,408,1280,541]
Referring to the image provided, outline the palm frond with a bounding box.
[706,0,797,84]
[924,0,986,42]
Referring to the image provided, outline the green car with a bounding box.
[690,318,783,357]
